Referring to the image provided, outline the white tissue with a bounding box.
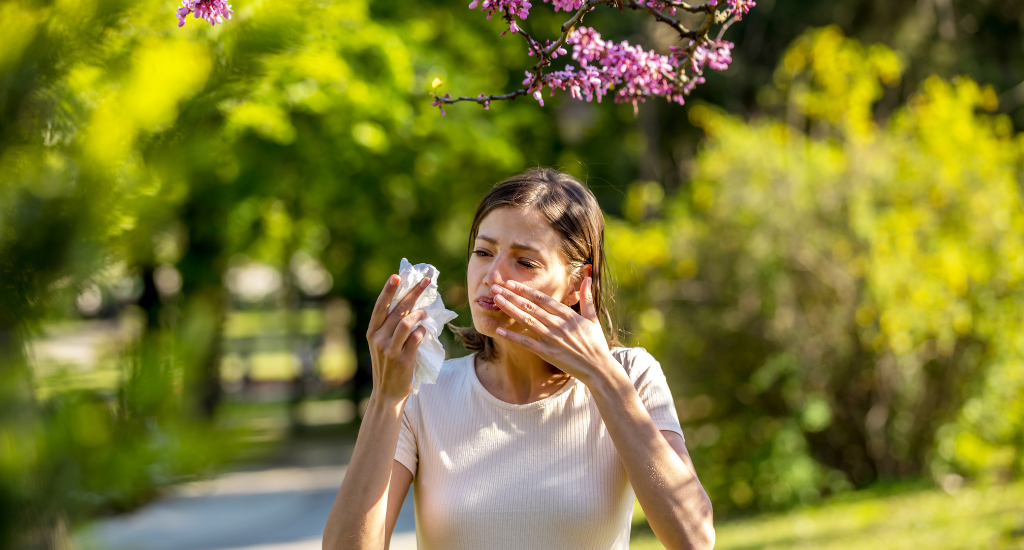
[387,258,458,392]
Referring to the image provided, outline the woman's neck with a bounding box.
[475,338,571,405]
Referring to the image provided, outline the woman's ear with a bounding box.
[564,264,593,307]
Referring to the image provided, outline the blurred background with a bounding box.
[2,0,1023,548]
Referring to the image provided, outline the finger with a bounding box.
[401,326,428,360]
[388,309,427,359]
[367,274,400,336]
[493,293,552,338]
[495,326,541,352]
[580,277,599,323]
[380,277,431,335]
[503,280,573,317]
[490,284,558,326]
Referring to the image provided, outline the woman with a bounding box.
[323,168,714,550]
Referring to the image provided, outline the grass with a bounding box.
[630,480,1024,549]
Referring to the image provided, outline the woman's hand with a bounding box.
[490,277,619,385]
[366,274,431,403]
[327,274,428,550]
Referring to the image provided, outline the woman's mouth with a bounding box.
[475,297,500,311]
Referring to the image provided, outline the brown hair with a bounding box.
[452,168,619,362]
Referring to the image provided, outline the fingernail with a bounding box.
[496,327,506,336]
[420,278,430,287]
[389,275,398,286]
[506,281,516,290]
[491,284,502,294]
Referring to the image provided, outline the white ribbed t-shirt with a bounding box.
[394,346,683,550]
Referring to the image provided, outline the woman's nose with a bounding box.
[482,256,509,287]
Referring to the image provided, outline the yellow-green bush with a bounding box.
[609,26,1024,514]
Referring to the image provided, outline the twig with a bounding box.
[435,0,614,106]
[624,0,697,40]
[658,0,717,13]
[716,14,738,40]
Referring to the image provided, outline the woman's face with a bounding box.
[468,207,581,338]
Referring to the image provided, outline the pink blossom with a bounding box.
[727,0,755,19]
[468,0,589,35]
[549,0,587,11]
[431,96,449,116]
[518,28,731,109]
[691,39,733,72]
[176,0,233,27]
[468,0,533,23]
[530,27,685,107]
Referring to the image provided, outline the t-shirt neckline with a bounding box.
[466,353,578,411]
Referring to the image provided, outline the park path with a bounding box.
[75,438,417,550]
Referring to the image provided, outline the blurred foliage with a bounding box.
[0,0,547,545]
[609,26,1024,516]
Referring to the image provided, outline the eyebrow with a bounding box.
[476,234,542,253]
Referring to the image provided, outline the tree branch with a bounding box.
[433,0,747,111]
[435,0,614,107]
[657,0,717,13]
[624,0,697,40]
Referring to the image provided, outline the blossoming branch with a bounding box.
[176,0,234,27]
[430,0,754,115]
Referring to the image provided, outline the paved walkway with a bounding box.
[76,439,417,550]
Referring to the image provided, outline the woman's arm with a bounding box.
[323,401,413,550]
[383,462,414,549]
[489,278,714,550]
[588,367,715,550]
[322,275,429,550]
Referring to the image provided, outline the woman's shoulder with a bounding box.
[440,352,476,376]
[609,346,662,383]
[411,353,475,401]
[443,352,476,365]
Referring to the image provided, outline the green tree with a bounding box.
[0,0,546,545]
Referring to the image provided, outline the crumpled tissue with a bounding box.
[388,258,458,392]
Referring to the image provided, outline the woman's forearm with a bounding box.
[323,394,405,550]
[586,363,715,550]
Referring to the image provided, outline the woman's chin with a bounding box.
[469,310,505,337]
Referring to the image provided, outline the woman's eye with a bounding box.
[472,249,491,257]
[518,261,537,270]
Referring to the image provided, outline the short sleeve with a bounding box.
[394,395,419,477]
[618,348,685,443]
